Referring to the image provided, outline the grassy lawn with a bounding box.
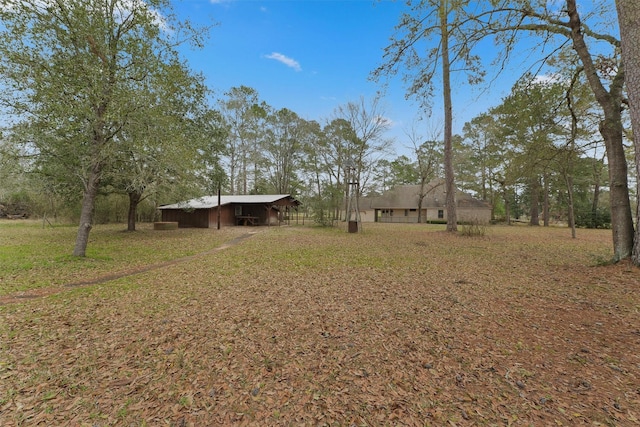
[0,221,638,425]
[0,220,249,296]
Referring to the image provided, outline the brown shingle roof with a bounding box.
[361,180,490,210]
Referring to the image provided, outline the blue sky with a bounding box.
[170,0,611,156]
[171,0,498,154]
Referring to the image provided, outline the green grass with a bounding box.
[0,221,616,298]
[0,220,248,296]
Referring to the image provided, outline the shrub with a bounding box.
[426,219,447,224]
[459,219,487,237]
[0,191,33,218]
[575,207,611,229]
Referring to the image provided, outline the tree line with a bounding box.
[0,0,639,266]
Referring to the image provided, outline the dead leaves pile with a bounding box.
[1,224,638,426]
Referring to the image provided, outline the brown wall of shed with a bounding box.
[161,205,266,228]
[162,207,234,228]
[210,206,236,227]
[161,201,297,228]
[161,209,210,228]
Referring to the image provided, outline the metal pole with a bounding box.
[217,182,221,230]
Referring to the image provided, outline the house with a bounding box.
[358,180,491,224]
[158,194,301,228]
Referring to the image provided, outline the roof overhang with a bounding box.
[159,195,300,210]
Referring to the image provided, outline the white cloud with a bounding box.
[532,74,562,85]
[265,52,302,72]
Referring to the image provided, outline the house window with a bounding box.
[438,209,444,219]
[235,206,242,216]
[404,209,409,216]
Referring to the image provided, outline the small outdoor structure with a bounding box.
[158,194,301,228]
[153,221,178,230]
[359,180,492,224]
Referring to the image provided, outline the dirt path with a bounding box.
[0,231,257,306]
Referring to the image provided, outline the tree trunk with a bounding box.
[529,179,540,226]
[543,173,550,227]
[481,166,487,200]
[567,0,634,260]
[229,151,236,195]
[616,0,640,265]
[440,0,457,232]
[600,110,634,259]
[504,188,511,226]
[217,183,221,230]
[242,151,248,195]
[73,165,101,257]
[566,174,576,239]
[591,179,600,228]
[127,190,143,232]
[417,175,428,223]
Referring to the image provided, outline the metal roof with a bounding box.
[158,195,298,210]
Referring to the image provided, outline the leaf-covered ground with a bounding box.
[0,223,638,426]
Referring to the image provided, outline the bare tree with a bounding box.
[334,96,393,215]
[405,122,443,223]
[438,0,457,231]
[374,0,486,232]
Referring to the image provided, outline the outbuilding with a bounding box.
[158,194,300,228]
